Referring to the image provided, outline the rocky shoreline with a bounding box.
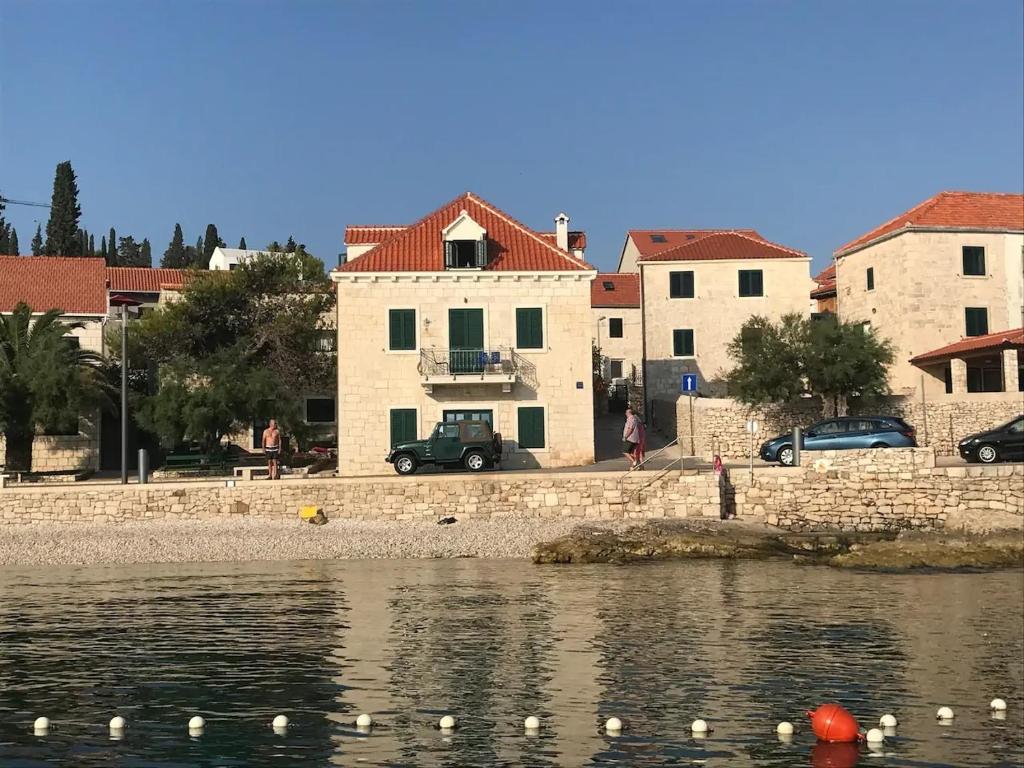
[531,518,1024,570]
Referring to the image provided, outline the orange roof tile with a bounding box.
[344,225,408,245]
[591,273,640,308]
[106,267,191,293]
[810,263,836,299]
[539,231,587,250]
[336,192,594,273]
[910,328,1024,365]
[638,231,806,263]
[0,256,108,314]
[628,229,765,259]
[836,191,1024,256]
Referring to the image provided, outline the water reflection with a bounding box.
[0,559,1021,767]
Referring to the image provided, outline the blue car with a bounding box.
[759,416,917,466]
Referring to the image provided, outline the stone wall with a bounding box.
[0,432,99,473]
[678,394,1024,460]
[1,452,1020,534]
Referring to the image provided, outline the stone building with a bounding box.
[591,273,641,384]
[835,190,1024,397]
[811,263,837,315]
[331,192,597,475]
[617,230,812,413]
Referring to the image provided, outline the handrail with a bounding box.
[616,437,681,510]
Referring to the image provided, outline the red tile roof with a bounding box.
[591,273,640,308]
[810,263,836,299]
[346,225,587,251]
[106,267,190,292]
[0,256,108,314]
[539,231,587,250]
[910,328,1024,365]
[628,229,765,259]
[638,231,807,263]
[837,191,1024,256]
[336,192,594,273]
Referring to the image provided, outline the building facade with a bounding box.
[332,192,596,476]
[629,231,812,407]
[811,263,837,315]
[835,191,1024,397]
[591,273,641,384]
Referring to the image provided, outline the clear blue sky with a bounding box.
[2,0,1022,274]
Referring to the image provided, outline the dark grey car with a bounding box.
[760,416,917,466]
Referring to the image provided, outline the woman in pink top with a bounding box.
[622,407,641,469]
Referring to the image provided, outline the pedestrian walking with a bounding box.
[622,407,641,469]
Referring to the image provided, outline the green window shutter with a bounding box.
[475,238,488,267]
[390,409,417,446]
[444,241,455,268]
[739,270,763,297]
[965,307,988,337]
[389,309,415,350]
[516,308,543,349]
[670,271,694,298]
[673,329,694,356]
[518,406,546,449]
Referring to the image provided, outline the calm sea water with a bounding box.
[0,558,1021,767]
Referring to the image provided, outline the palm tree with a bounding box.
[0,303,109,472]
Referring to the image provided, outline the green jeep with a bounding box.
[386,420,503,475]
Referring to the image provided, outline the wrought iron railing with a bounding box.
[418,347,519,377]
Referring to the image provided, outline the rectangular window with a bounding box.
[966,361,1003,393]
[738,269,763,297]
[517,406,546,449]
[444,239,488,268]
[943,364,953,394]
[965,307,988,337]
[390,408,417,446]
[515,307,544,349]
[388,308,416,350]
[608,318,623,338]
[305,398,336,424]
[866,267,874,291]
[673,328,694,357]
[669,270,694,298]
[962,246,986,276]
[609,359,624,378]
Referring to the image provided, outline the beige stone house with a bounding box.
[591,273,641,384]
[332,192,596,476]
[621,230,812,412]
[835,191,1024,398]
[811,263,837,315]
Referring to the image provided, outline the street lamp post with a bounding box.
[109,294,141,484]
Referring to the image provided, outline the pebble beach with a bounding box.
[0,516,628,567]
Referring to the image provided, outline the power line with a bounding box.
[0,196,50,209]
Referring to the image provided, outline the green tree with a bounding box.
[190,235,205,268]
[725,314,807,405]
[162,223,187,267]
[31,224,44,256]
[129,251,335,452]
[0,304,109,471]
[98,234,107,261]
[44,161,82,256]
[140,238,152,266]
[284,235,297,253]
[202,224,220,265]
[88,233,95,256]
[116,235,149,267]
[106,227,117,265]
[238,236,247,249]
[803,315,895,416]
[0,197,8,253]
[8,227,18,255]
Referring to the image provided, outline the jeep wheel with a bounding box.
[977,444,999,464]
[464,450,486,472]
[393,454,418,475]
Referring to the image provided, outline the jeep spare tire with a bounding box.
[492,432,503,457]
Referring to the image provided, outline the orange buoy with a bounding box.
[806,703,861,743]
[809,741,861,768]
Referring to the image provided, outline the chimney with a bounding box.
[554,212,570,252]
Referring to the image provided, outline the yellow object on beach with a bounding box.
[299,506,320,520]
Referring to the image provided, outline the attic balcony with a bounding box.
[418,347,522,393]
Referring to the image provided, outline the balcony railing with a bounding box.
[418,347,528,392]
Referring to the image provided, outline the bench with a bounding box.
[163,454,229,474]
[233,465,270,481]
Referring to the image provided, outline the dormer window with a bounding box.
[442,209,488,269]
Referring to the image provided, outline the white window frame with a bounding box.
[671,328,696,359]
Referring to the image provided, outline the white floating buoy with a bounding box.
[776,721,794,735]
[991,698,1007,711]
[992,711,1007,721]
[188,715,205,729]
[865,728,884,743]
[605,716,622,732]
[439,715,456,730]
[936,706,954,720]
[272,715,289,728]
[524,716,540,730]
[33,717,50,731]
[356,713,373,727]
[879,713,897,728]
[691,719,709,734]
[109,716,126,731]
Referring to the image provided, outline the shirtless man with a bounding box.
[262,419,281,480]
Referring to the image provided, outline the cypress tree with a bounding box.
[44,161,83,256]
[9,228,18,255]
[88,233,95,256]
[140,238,152,266]
[162,223,187,268]
[238,236,247,249]
[0,198,8,253]
[202,224,219,265]
[31,225,44,256]
[194,236,205,268]
[107,227,118,265]
[285,235,297,253]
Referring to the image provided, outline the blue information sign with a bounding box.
[681,373,698,393]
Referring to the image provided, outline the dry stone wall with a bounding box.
[0,433,98,473]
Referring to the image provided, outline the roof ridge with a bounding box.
[641,230,805,261]
[346,224,408,230]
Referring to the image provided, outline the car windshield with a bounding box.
[1004,417,1024,434]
